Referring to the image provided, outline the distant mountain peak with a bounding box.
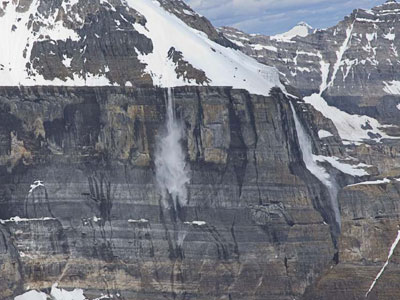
[271,22,313,41]
[297,21,313,29]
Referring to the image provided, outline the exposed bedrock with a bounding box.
[303,180,400,300]
[0,86,339,300]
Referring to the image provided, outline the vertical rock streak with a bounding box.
[290,102,341,228]
[155,88,189,208]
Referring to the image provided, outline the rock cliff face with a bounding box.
[220,1,400,299]
[2,0,400,299]
[303,179,400,300]
[0,86,338,299]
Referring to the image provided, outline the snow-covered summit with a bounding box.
[271,22,313,42]
[0,0,283,96]
[384,0,398,4]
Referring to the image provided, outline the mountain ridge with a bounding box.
[220,0,400,127]
[0,0,283,98]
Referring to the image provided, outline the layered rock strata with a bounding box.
[0,86,337,300]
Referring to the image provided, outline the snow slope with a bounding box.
[0,0,283,96]
[304,93,394,143]
[126,0,284,96]
[0,0,111,86]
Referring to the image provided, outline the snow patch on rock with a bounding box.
[303,94,395,143]
[251,44,278,52]
[347,178,391,187]
[15,283,85,300]
[318,130,334,138]
[184,221,207,226]
[29,180,45,194]
[15,290,47,300]
[128,218,149,224]
[314,156,369,176]
[0,216,56,224]
[384,80,400,94]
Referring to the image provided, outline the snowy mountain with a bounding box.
[271,22,313,42]
[220,0,400,143]
[0,0,283,96]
